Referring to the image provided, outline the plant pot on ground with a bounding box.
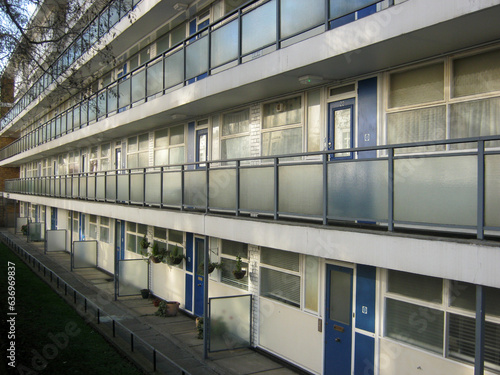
[140,289,150,299]
[155,300,180,317]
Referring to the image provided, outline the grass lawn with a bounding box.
[0,243,144,375]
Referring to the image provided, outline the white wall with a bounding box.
[150,263,185,307]
[259,298,323,375]
[379,339,499,375]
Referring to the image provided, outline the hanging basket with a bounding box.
[233,270,246,279]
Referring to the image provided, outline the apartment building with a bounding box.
[1,0,500,374]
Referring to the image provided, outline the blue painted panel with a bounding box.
[358,4,377,19]
[187,122,196,169]
[185,273,193,312]
[356,265,376,333]
[357,77,377,159]
[354,333,374,375]
[185,232,193,272]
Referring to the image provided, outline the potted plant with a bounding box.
[140,289,150,299]
[166,245,185,265]
[155,300,180,317]
[198,260,223,274]
[149,242,166,264]
[140,235,150,251]
[232,255,246,279]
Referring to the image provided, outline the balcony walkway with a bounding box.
[0,229,303,375]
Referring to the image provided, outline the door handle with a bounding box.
[197,284,202,287]
[335,338,341,343]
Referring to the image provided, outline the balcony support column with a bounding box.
[477,140,485,240]
[475,284,485,375]
[388,148,394,232]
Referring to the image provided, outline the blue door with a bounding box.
[115,220,125,260]
[194,237,205,317]
[329,99,355,159]
[79,213,85,240]
[51,208,57,230]
[324,265,353,375]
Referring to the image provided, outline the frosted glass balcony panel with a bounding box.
[186,37,208,80]
[394,156,477,226]
[162,171,182,206]
[107,84,118,113]
[88,96,97,122]
[145,173,161,204]
[60,178,67,197]
[240,167,274,212]
[80,176,87,198]
[73,106,81,128]
[211,19,238,68]
[96,175,105,200]
[242,0,276,55]
[54,178,60,196]
[88,176,95,199]
[97,92,106,117]
[106,174,116,200]
[279,164,322,216]
[209,295,251,351]
[281,0,324,39]
[46,230,66,252]
[81,102,88,125]
[130,173,144,203]
[118,78,131,108]
[131,70,146,103]
[328,160,388,221]
[485,155,500,228]
[117,174,129,201]
[118,260,148,296]
[209,168,236,210]
[72,177,79,198]
[147,61,163,97]
[73,241,97,268]
[184,170,206,207]
[330,0,379,19]
[164,50,184,88]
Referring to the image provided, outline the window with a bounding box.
[154,125,185,166]
[127,133,149,168]
[453,49,500,98]
[221,109,250,159]
[126,222,148,254]
[100,144,111,170]
[89,215,98,240]
[384,270,500,371]
[90,147,98,172]
[153,227,185,267]
[100,217,110,243]
[260,247,300,307]
[220,240,248,290]
[262,97,303,156]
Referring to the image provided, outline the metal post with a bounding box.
[206,163,210,213]
[236,160,240,216]
[131,333,134,352]
[274,158,279,220]
[203,235,209,360]
[475,285,485,375]
[388,148,394,232]
[323,154,328,225]
[477,141,485,240]
[181,165,185,211]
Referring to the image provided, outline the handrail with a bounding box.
[5,135,500,240]
[0,0,388,161]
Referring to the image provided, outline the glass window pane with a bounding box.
[155,128,169,148]
[453,49,500,97]
[329,269,351,324]
[221,136,250,159]
[389,63,444,108]
[261,267,300,307]
[263,97,302,129]
[386,299,444,354]
[305,256,319,312]
[221,239,248,258]
[155,149,168,166]
[169,146,184,165]
[261,247,299,272]
[170,125,184,145]
[221,258,248,290]
[262,127,302,156]
[154,226,166,239]
[168,229,183,244]
[222,109,250,136]
[388,270,442,303]
[128,137,138,152]
[451,281,500,316]
[139,133,149,150]
[330,0,379,19]
[387,106,446,153]
[307,89,321,152]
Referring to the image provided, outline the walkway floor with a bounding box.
[1,230,302,375]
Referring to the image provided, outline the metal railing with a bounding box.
[0,0,387,161]
[0,232,191,374]
[5,136,500,240]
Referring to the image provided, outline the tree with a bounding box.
[0,0,125,116]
